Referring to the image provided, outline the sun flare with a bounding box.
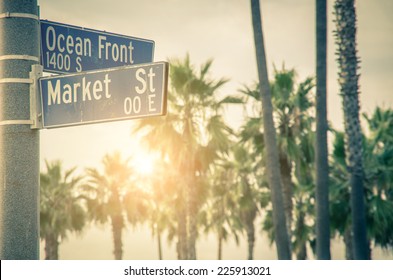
[133,152,155,176]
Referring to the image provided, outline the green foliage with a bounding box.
[330,107,393,252]
[40,160,86,237]
[40,160,87,259]
[240,65,316,259]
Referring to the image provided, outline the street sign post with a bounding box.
[0,0,40,259]
[40,20,154,74]
[40,62,168,128]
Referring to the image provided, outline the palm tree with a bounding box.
[250,0,290,259]
[132,114,187,259]
[330,107,393,258]
[271,67,297,238]
[239,66,315,259]
[334,0,369,259]
[292,77,317,260]
[233,145,260,260]
[85,152,143,260]
[40,160,86,260]
[206,159,240,260]
[146,159,177,260]
[315,0,331,259]
[292,183,316,259]
[270,66,315,246]
[148,196,172,260]
[206,144,260,260]
[330,130,354,259]
[134,55,233,259]
[360,108,393,254]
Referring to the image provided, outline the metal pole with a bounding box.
[0,0,40,259]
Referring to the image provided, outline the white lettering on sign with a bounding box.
[98,35,134,64]
[148,94,156,112]
[124,67,158,115]
[47,74,112,105]
[48,80,61,105]
[124,96,142,114]
[46,26,92,56]
[44,26,136,72]
[135,68,156,94]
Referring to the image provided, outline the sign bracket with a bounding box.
[29,64,43,129]
[0,67,38,128]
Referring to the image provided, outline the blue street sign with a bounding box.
[40,20,154,74]
[40,62,168,128]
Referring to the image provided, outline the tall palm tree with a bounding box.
[85,152,142,260]
[271,67,296,238]
[250,0,291,259]
[132,113,187,259]
[331,109,393,258]
[334,0,369,259]
[233,145,260,260]
[270,66,315,246]
[206,159,240,260]
[134,55,233,259]
[315,0,331,259]
[40,160,86,260]
[146,159,178,260]
[292,76,317,259]
[207,144,260,260]
[239,66,315,259]
[330,106,393,258]
[330,130,354,259]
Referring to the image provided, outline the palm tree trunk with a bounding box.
[279,152,293,248]
[367,239,372,260]
[187,182,197,260]
[334,0,369,260]
[157,225,163,260]
[315,0,331,260]
[350,173,368,258]
[218,229,223,260]
[295,204,308,260]
[344,226,354,260]
[185,154,198,260]
[296,243,307,260]
[250,0,291,260]
[246,221,255,260]
[44,232,59,260]
[297,244,307,260]
[111,214,124,260]
[177,203,188,260]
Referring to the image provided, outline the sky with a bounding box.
[37,0,393,259]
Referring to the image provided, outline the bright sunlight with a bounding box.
[133,151,156,176]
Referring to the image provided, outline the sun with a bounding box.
[136,157,154,176]
[133,152,155,176]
